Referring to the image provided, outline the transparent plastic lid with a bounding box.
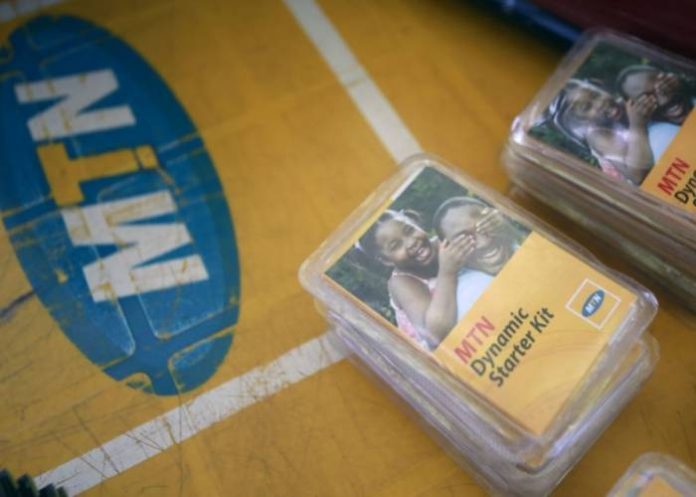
[300,153,657,451]
[608,453,696,496]
[509,29,696,248]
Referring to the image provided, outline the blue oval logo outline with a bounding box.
[582,290,605,317]
[0,15,240,395]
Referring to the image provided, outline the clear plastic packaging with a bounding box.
[608,453,696,496]
[300,154,659,496]
[504,29,696,308]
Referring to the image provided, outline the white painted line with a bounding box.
[39,0,422,493]
[283,0,421,163]
[36,334,345,495]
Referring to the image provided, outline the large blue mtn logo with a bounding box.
[0,15,240,395]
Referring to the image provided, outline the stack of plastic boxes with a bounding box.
[300,155,658,496]
[504,30,695,309]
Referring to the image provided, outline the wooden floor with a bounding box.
[0,1,694,496]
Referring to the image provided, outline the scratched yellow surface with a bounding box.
[0,1,694,496]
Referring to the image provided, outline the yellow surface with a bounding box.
[0,1,694,496]
[640,476,682,497]
[38,143,158,206]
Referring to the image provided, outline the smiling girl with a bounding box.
[357,209,475,350]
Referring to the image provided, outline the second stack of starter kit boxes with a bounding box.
[504,30,696,309]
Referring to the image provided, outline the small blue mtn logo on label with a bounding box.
[581,290,605,317]
[566,279,621,329]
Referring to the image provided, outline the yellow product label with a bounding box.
[641,111,696,214]
[638,476,683,497]
[434,232,636,435]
